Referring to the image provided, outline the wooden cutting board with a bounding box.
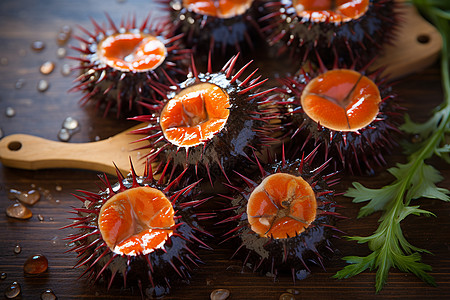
[0,0,442,176]
[371,0,442,79]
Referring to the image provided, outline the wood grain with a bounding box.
[0,1,449,300]
[0,124,149,176]
[373,1,442,79]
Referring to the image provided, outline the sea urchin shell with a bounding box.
[259,0,397,67]
[69,14,190,117]
[167,0,263,56]
[219,148,341,281]
[64,160,211,297]
[278,56,403,174]
[130,54,279,184]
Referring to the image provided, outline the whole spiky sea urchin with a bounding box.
[259,0,398,67]
[64,160,212,298]
[166,0,264,57]
[219,147,341,281]
[278,56,403,174]
[69,14,190,118]
[130,54,280,185]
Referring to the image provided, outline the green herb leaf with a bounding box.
[335,0,450,292]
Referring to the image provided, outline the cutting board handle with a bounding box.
[0,124,149,176]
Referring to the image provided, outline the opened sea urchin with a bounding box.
[278,56,403,174]
[64,161,211,297]
[69,14,190,117]
[167,0,263,56]
[130,54,279,184]
[259,0,397,67]
[219,148,341,281]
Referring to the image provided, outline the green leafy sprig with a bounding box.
[334,0,450,292]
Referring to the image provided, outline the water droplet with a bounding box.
[55,199,60,204]
[57,128,70,142]
[171,1,182,10]
[40,61,55,75]
[5,107,15,117]
[38,214,44,221]
[6,203,32,220]
[94,136,100,141]
[61,63,72,76]
[14,245,21,254]
[15,79,25,89]
[286,289,300,295]
[24,254,48,274]
[62,117,79,130]
[37,79,49,92]
[40,289,56,300]
[31,41,45,52]
[210,289,230,300]
[9,189,41,205]
[60,24,72,34]
[4,281,21,298]
[50,236,59,246]
[0,272,6,280]
[279,293,295,300]
[295,269,309,280]
[1,57,8,65]
[56,32,70,46]
[57,47,66,58]
[49,217,54,221]
[55,185,62,192]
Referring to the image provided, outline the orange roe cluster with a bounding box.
[247,173,317,239]
[293,0,369,23]
[159,82,230,147]
[98,186,175,256]
[301,69,381,132]
[98,33,167,72]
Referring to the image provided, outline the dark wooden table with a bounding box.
[1,0,449,299]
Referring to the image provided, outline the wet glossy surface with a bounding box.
[160,82,230,147]
[293,0,369,22]
[301,69,381,131]
[247,173,317,239]
[98,33,166,72]
[98,186,175,256]
[183,0,253,18]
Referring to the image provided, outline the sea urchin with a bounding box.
[69,14,190,117]
[278,56,402,174]
[167,0,263,56]
[219,148,341,281]
[64,160,211,297]
[259,0,397,67]
[130,54,279,184]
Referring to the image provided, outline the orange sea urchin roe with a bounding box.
[293,0,369,23]
[160,82,230,147]
[183,0,254,18]
[301,69,381,132]
[98,186,175,256]
[247,173,317,239]
[97,32,166,72]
